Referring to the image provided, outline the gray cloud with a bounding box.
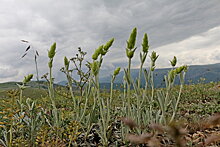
[0,66,19,82]
[0,0,220,82]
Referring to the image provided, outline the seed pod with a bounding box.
[113,67,121,76]
[127,28,137,49]
[102,38,114,55]
[64,56,69,69]
[48,42,56,58]
[170,56,177,67]
[92,45,103,60]
[23,74,33,84]
[142,33,149,53]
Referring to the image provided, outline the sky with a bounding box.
[0,0,220,83]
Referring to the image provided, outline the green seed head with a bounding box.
[102,38,114,55]
[48,42,56,58]
[150,51,159,62]
[64,56,69,69]
[127,27,137,49]
[23,74,33,84]
[170,56,177,67]
[91,61,100,76]
[113,67,121,76]
[142,33,149,53]
[92,45,103,60]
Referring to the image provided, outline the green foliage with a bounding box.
[1,28,219,146]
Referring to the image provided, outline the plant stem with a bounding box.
[127,58,131,117]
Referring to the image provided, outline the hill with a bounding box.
[99,63,220,88]
[0,81,56,98]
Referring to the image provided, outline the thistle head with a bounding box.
[127,28,137,49]
[23,74,33,84]
[113,67,121,76]
[48,42,56,58]
[142,33,149,53]
[170,56,177,67]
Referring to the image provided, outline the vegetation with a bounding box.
[0,28,220,146]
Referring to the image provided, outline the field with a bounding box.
[0,28,220,146]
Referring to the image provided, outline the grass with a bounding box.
[0,28,220,146]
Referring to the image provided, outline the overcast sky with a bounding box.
[1,0,220,83]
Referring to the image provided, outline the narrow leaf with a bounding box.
[21,53,27,58]
[21,40,29,43]
[25,45,31,52]
[36,50,39,56]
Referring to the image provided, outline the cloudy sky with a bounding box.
[1,0,220,83]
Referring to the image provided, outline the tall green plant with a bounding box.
[90,38,114,146]
[125,28,137,117]
[47,42,59,127]
[17,74,33,105]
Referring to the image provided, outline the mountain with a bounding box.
[1,63,219,92]
[57,63,220,89]
[99,63,220,88]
